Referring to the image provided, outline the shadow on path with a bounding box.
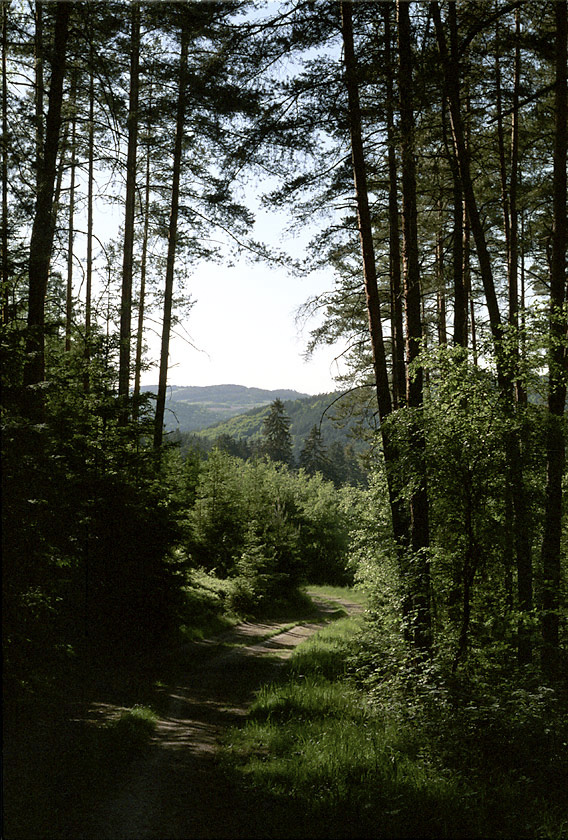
[78,597,360,839]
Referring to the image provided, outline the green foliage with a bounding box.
[262,398,294,466]
[2,329,184,696]
[299,424,328,475]
[107,705,158,755]
[346,610,568,839]
[194,391,368,485]
[183,449,353,611]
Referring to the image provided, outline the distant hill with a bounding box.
[140,384,310,433]
[195,391,364,460]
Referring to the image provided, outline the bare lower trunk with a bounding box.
[118,3,140,421]
[24,2,70,393]
[65,75,77,352]
[85,64,94,383]
[383,2,405,407]
[133,127,151,419]
[154,30,189,449]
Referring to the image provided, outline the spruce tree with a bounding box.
[299,424,329,476]
[262,399,293,467]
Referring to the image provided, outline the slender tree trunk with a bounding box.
[436,191,447,346]
[133,109,152,419]
[442,98,466,348]
[65,74,77,352]
[397,1,423,406]
[383,2,405,408]
[24,2,70,392]
[118,2,140,420]
[541,0,567,681]
[1,1,8,325]
[495,11,511,259]
[509,7,525,405]
[34,1,43,190]
[432,2,504,368]
[85,64,94,376]
[339,1,409,554]
[154,29,189,449]
[496,6,524,404]
[340,2,391,423]
[464,203,477,360]
[397,0,432,655]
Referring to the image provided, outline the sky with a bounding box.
[137,8,348,397]
[143,257,343,396]
[140,198,347,396]
[84,173,347,396]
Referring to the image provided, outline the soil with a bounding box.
[75,593,363,840]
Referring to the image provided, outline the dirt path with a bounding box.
[79,594,363,840]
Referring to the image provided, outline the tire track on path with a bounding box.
[80,594,362,839]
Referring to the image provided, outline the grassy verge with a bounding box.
[304,583,368,606]
[222,600,558,840]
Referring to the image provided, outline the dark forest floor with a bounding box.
[4,594,359,840]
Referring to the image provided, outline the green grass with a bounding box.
[109,704,158,746]
[220,613,512,839]
[305,583,368,606]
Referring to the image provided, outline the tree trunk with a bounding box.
[65,74,77,352]
[133,101,152,419]
[154,28,189,449]
[540,0,567,681]
[397,0,432,654]
[432,2,504,370]
[34,1,44,190]
[24,2,70,392]
[442,98,466,348]
[383,2,406,408]
[339,1,409,553]
[118,2,140,420]
[496,6,524,404]
[85,63,94,379]
[436,191,447,346]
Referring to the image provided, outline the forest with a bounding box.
[2,1,567,838]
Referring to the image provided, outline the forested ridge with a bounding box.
[2,1,567,838]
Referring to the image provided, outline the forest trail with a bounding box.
[80,593,363,840]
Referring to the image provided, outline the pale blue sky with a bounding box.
[141,181,347,395]
[151,256,343,395]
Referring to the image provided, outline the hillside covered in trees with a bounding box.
[141,383,311,433]
[2,1,567,837]
[189,390,367,459]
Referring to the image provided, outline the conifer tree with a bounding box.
[300,425,329,476]
[262,399,293,467]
